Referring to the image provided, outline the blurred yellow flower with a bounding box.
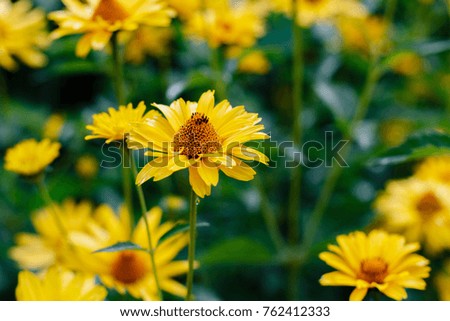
[75,155,99,179]
[389,52,424,76]
[4,138,61,177]
[272,0,366,27]
[379,119,413,147]
[69,206,192,300]
[374,178,450,254]
[185,0,265,49]
[435,261,450,301]
[337,16,389,56]
[128,90,269,198]
[238,50,271,75]
[85,102,159,143]
[16,266,107,301]
[43,114,65,140]
[124,26,173,63]
[162,195,187,212]
[168,0,200,20]
[0,0,49,71]
[319,230,430,301]
[48,0,175,57]
[9,199,97,271]
[414,156,450,186]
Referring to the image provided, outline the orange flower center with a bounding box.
[357,258,388,283]
[92,0,129,23]
[111,251,148,284]
[416,192,442,219]
[173,112,221,159]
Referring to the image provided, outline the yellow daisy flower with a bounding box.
[185,0,265,49]
[75,155,99,179]
[48,0,175,58]
[389,52,424,77]
[435,261,450,301]
[414,156,450,186]
[43,114,65,140]
[374,178,450,254]
[16,266,107,301]
[238,50,271,75]
[85,102,159,143]
[0,0,49,71]
[9,199,99,271]
[124,26,173,63]
[272,0,366,27]
[4,138,61,177]
[167,0,200,20]
[128,90,269,198]
[68,206,191,300]
[319,230,430,301]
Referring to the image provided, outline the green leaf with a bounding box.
[160,221,210,242]
[200,237,273,266]
[93,241,144,253]
[369,130,450,166]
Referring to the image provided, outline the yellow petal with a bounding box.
[318,252,356,277]
[197,161,219,186]
[219,158,256,181]
[319,271,357,286]
[195,90,215,116]
[380,283,408,301]
[349,287,368,301]
[189,166,211,198]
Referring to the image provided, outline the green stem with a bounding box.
[211,47,226,101]
[302,61,381,251]
[185,189,198,301]
[130,153,163,300]
[286,0,304,301]
[384,0,398,28]
[0,70,10,112]
[122,146,134,230]
[111,32,125,105]
[37,178,67,238]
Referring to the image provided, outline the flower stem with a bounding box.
[37,177,67,238]
[302,61,381,251]
[122,146,134,229]
[211,47,226,101]
[111,32,125,105]
[130,153,163,300]
[0,70,10,112]
[186,188,198,301]
[286,0,304,300]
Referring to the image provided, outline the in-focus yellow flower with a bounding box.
[389,52,424,76]
[319,230,430,301]
[124,26,173,63]
[9,199,98,271]
[43,114,65,140]
[337,16,389,56]
[272,0,366,27]
[168,0,200,20]
[69,206,192,300]
[414,156,450,186]
[76,155,99,179]
[4,139,61,177]
[48,0,175,57]
[16,266,107,301]
[238,50,271,75]
[0,0,49,71]
[128,90,269,198]
[85,102,159,143]
[185,0,265,49]
[374,178,450,254]
[435,261,450,301]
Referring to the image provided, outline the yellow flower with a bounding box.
[162,195,187,211]
[379,119,413,147]
[319,230,430,301]
[389,52,424,76]
[185,0,265,49]
[168,0,200,20]
[48,0,175,58]
[272,0,366,27]
[68,206,192,300]
[9,199,98,270]
[238,50,271,75]
[414,156,450,186]
[337,16,389,56]
[4,138,61,177]
[435,261,450,301]
[128,90,269,198]
[0,0,49,71]
[85,102,159,143]
[16,266,107,301]
[374,178,450,254]
[124,26,173,63]
[75,155,99,179]
[43,114,65,140]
